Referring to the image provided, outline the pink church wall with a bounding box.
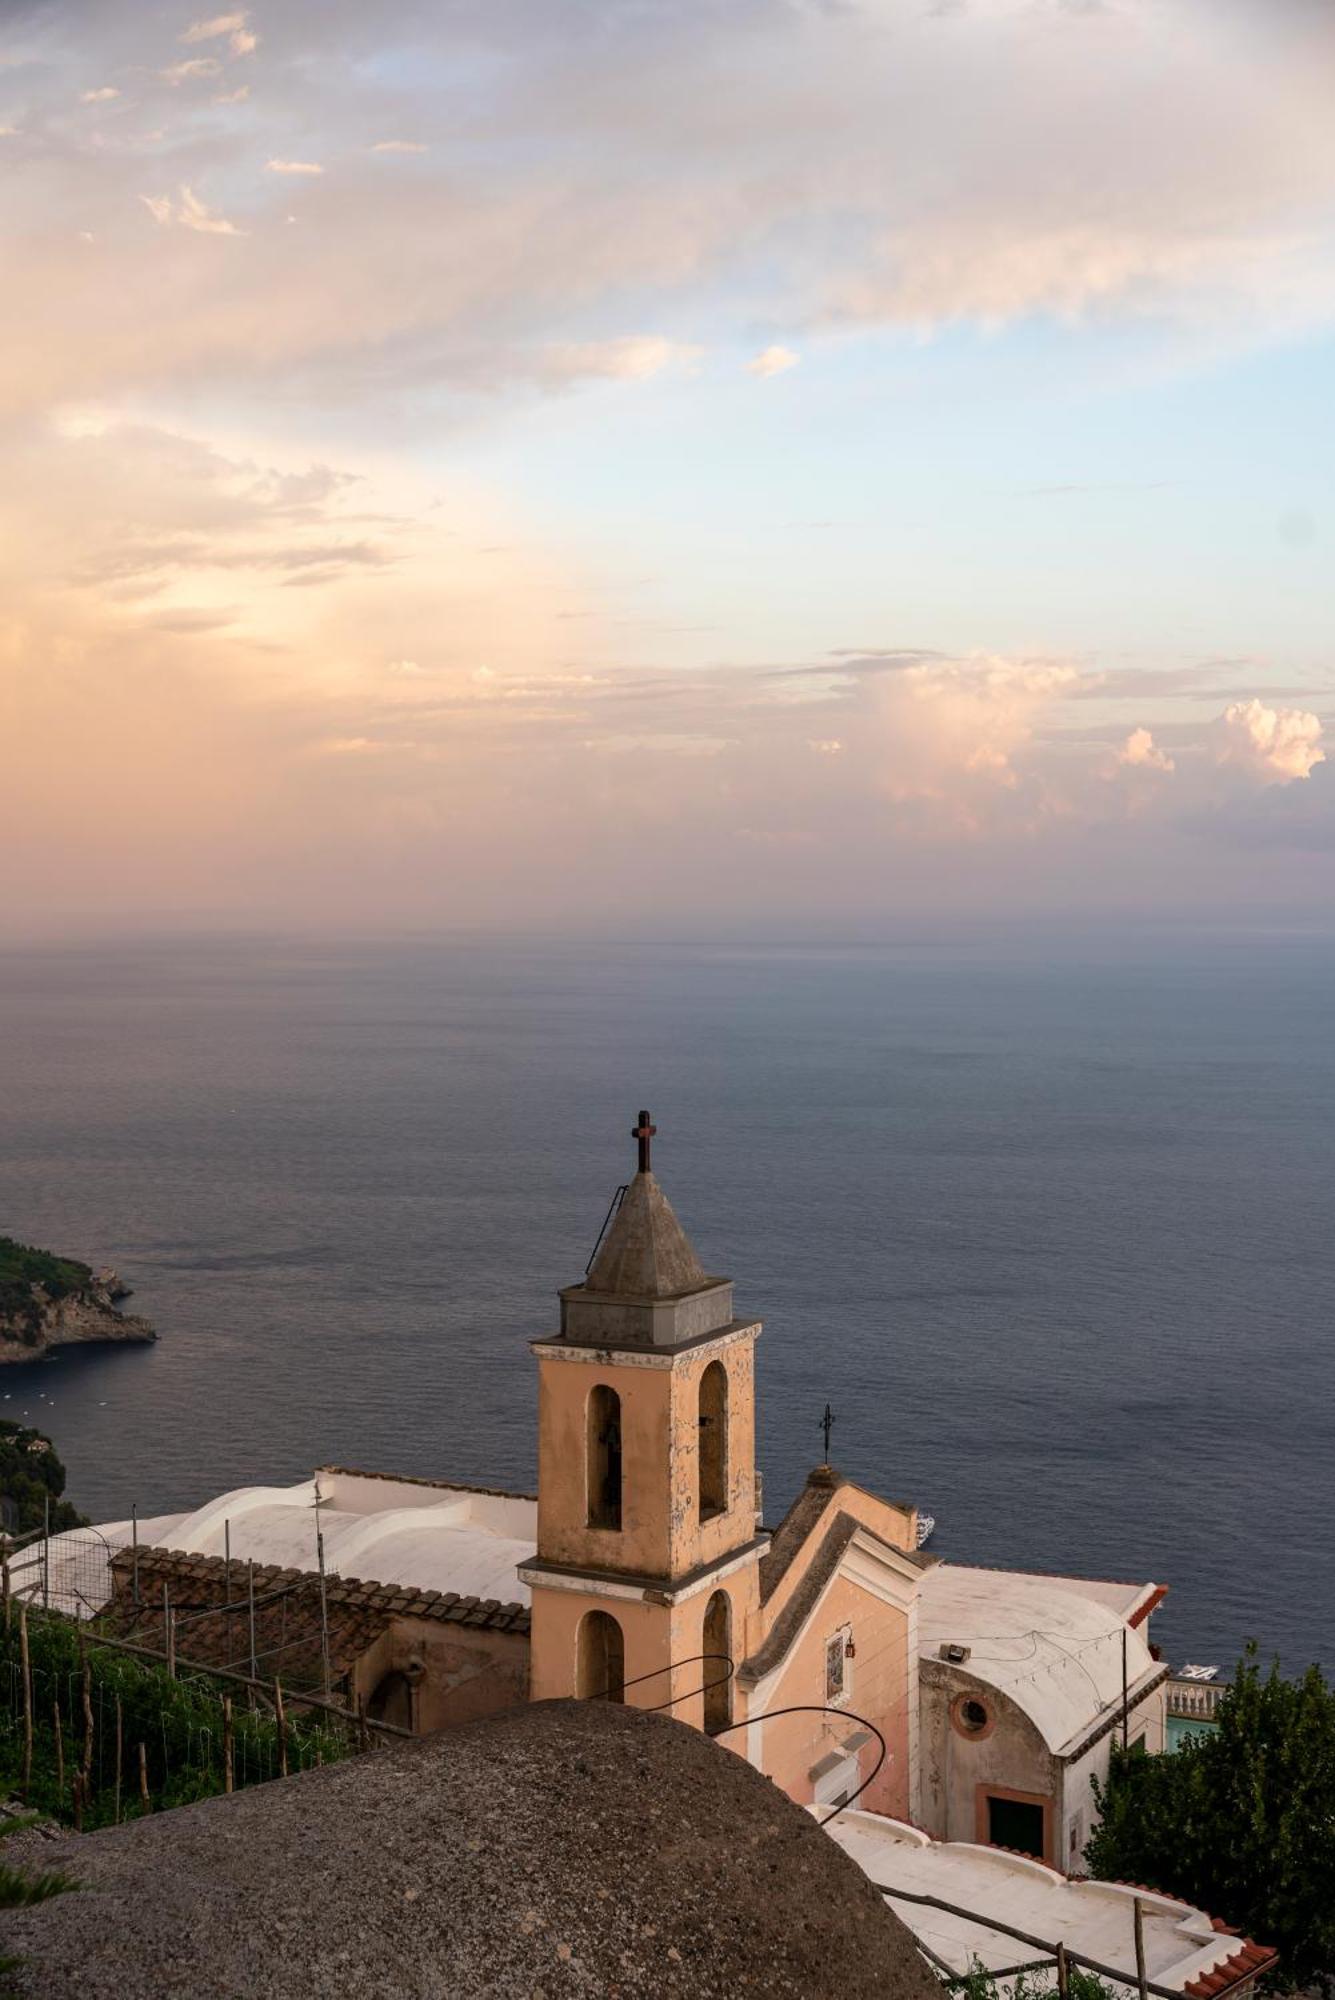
[748,1571,913,1821]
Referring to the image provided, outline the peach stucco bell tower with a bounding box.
[520,1112,767,1730]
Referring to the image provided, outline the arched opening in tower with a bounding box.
[586,1382,623,1530]
[698,1359,728,1521]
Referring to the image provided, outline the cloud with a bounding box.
[158,58,222,85]
[371,141,428,155]
[1211,698,1325,783]
[140,186,247,236]
[80,88,120,104]
[266,159,324,176]
[747,345,800,378]
[1118,727,1176,774]
[541,337,703,384]
[2,412,1333,935]
[4,0,1334,421]
[181,12,255,54]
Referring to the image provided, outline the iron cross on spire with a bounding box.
[820,1402,836,1463]
[633,1109,657,1174]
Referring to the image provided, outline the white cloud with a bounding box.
[545,336,703,383]
[748,345,800,378]
[854,654,1084,820]
[158,58,221,85]
[1118,726,1176,774]
[141,187,246,237]
[371,141,428,155]
[181,11,245,42]
[266,159,324,176]
[1212,698,1325,783]
[80,88,120,104]
[182,12,257,56]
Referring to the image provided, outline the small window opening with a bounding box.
[825,1633,847,1703]
[959,1698,990,1736]
[703,1589,732,1733]
[587,1383,622,1530]
[576,1610,625,1702]
[698,1359,728,1521]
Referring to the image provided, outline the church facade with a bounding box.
[69,1109,1169,1863]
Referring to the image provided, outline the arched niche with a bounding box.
[586,1382,623,1530]
[698,1359,729,1521]
[576,1609,626,1703]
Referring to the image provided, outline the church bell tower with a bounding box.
[521,1113,765,1729]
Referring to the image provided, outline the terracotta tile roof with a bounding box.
[1182,1939,1279,1997]
[102,1547,530,1690]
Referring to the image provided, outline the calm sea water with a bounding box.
[1,933,1332,1673]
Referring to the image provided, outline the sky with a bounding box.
[2,0,1334,940]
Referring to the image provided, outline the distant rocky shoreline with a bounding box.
[0,1238,155,1365]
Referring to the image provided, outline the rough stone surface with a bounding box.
[584,1172,710,1299]
[0,1700,941,2000]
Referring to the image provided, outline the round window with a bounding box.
[950,1694,992,1739]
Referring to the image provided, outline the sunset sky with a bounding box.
[3,0,1334,938]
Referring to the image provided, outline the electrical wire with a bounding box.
[710,1704,888,1825]
[582,1646,892,1828]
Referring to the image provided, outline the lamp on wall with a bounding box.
[844,1634,857,1659]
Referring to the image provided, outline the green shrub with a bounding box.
[1088,1644,1335,1984]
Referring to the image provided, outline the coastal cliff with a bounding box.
[0,1237,154,1365]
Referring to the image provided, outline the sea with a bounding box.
[1,931,1332,1673]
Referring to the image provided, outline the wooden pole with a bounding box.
[223,1695,234,1794]
[72,1770,83,1834]
[2,1552,10,1633]
[53,1698,64,1796]
[114,1696,123,1825]
[315,1493,332,1700]
[1134,1898,1149,2000]
[1057,1941,1070,2000]
[248,1562,257,1682]
[1122,1627,1130,1751]
[131,1502,140,1606]
[274,1679,288,1777]
[224,1519,231,1606]
[357,1693,369,1754]
[80,1635,94,1787]
[18,1602,32,1804]
[137,1740,150,1813]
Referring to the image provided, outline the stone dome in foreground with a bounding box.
[3,1699,941,2000]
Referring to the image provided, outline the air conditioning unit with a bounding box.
[940,1643,971,1665]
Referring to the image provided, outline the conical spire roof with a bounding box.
[585,1170,709,1299]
